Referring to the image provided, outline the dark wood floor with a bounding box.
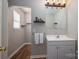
[10,44,32,59]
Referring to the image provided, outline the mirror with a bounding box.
[7,0,77,59]
[46,7,67,35]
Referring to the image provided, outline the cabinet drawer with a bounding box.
[47,41,75,46]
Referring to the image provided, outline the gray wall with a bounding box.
[8,0,67,55]
[67,0,78,39]
[8,7,26,56]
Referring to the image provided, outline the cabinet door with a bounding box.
[59,46,75,59]
[47,46,57,59]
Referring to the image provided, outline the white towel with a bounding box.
[39,33,44,44]
[34,33,40,44]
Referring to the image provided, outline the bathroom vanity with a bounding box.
[47,35,76,59]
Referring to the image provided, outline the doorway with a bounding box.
[8,6,32,59]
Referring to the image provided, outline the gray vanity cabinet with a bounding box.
[48,46,57,59]
[47,41,75,59]
[58,46,75,59]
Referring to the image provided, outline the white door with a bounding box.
[0,0,8,59]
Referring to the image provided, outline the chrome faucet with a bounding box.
[56,35,60,38]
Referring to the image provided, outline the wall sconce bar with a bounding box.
[45,0,66,8]
[45,3,66,7]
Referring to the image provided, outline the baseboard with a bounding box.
[9,43,32,59]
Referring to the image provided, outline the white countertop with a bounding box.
[46,35,76,41]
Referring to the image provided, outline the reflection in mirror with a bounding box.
[46,7,67,35]
[13,10,21,29]
[7,0,78,59]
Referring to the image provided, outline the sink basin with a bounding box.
[46,35,75,41]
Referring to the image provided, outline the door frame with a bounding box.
[0,0,8,59]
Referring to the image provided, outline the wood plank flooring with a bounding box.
[10,44,32,59]
[32,57,46,59]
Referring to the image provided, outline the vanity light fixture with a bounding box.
[45,0,66,8]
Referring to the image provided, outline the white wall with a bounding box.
[8,6,26,56]
[67,0,78,39]
[24,10,32,43]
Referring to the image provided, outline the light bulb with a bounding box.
[45,0,49,4]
